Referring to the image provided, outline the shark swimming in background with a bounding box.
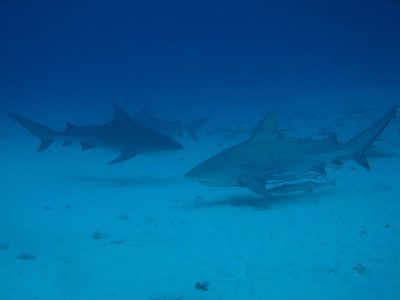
[134,105,211,141]
[10,106,183,165]
[185,106,398,198]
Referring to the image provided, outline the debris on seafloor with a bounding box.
[109,240,124,245]
[353,262,368,276]
[18,253,35,260]
[150,296,183,300]
[92,230,105,240]
[195,281,209,291]
[0,242,10,250]
[117,214,130,221]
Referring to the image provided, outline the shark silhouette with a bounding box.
[10,106,183,165]
[134,105,211,141]
[185,106,398,198]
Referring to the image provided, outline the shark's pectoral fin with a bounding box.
[63,141,73,147]
[239,176,273,198]
[37,139,53,153]
[81,143,94,151]
[108,150,140,165]
[353,152,370,170]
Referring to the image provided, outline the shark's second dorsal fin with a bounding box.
[250,112,282,141]
[112,105,131,123]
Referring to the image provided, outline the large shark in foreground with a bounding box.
[185,106,398,198]
[134,105,211,141]
[10,106,183,164]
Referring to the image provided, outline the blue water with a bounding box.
[0,1,399,299]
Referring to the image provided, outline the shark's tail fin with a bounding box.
[187,114,212,142]
[10,113,56,152]
[347,106,398,169]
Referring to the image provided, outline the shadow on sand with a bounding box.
[188,191,330,210]
[62,175,178,188]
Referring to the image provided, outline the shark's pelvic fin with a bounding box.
[66,122,78,130]
[311,164,327,176]
[239,176,274,198]
[348,106,398,169]
[325,134,338,143]
[9,113,55,152]
[250,112,282,141]
[63,141,73,147]
[108,150,140,165]
[332,158,343,166]
[81,143,94,151]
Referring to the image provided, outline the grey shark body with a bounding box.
[10,106,183,164]
[186,106,398,198]
[134,105,211,141]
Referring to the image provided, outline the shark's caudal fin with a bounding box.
[10,113,56,152]
[348,106,398,169]
[187,114,212,141]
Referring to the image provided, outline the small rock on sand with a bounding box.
[92,230,105,240]
[18,253,35,260]
[0,243,10,250]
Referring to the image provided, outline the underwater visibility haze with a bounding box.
[0,0,399,299]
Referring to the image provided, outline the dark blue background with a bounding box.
[1,0,399,119]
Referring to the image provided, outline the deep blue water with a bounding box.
[1,0,399,116]
[0,1,399,299]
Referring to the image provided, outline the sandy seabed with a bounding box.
[0,108,399,300]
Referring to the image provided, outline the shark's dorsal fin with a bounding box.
[112,105,131,123]
[250,112,282,141]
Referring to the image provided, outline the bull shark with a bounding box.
[10,105,183,165]
[185,106,398,198]
[134,105,211,141]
